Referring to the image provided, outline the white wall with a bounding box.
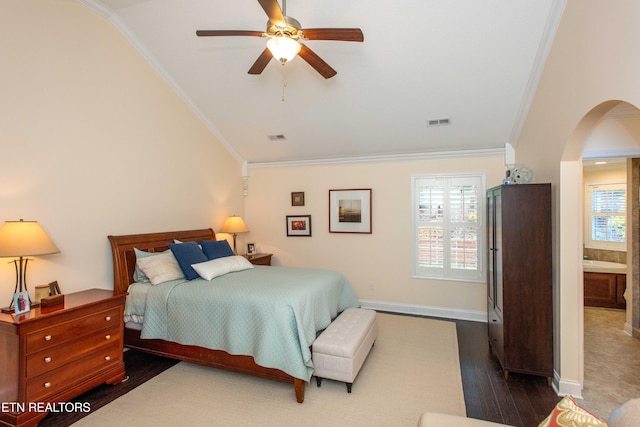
[515,0,640,396]
[0,1,244,305]
[244,155,506,320]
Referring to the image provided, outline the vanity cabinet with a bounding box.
[584,272,626,309]
[487,184,553,382]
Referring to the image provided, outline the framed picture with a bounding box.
[247,242,256,255]
[291,192,305,206]
[329,188,372,234]
[286,215,312,237]
[13,291,30,314]
[48,280,61,296]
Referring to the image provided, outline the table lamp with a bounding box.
[0,220,60,312]
[219,215,249,254]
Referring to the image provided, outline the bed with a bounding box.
[108,228,359,403]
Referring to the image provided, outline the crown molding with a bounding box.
[249,147,504,170]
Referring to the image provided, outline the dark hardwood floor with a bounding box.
[456,319,560,426]
[40,318,559,427]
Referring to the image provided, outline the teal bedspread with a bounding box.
[136,266,359,381]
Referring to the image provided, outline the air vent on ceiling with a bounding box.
[267,134,287,141]
[427,118,451,127]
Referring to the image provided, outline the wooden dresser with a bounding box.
[0,289,126,427]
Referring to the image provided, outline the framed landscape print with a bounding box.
[329,189,372,233]
[286,215,312,236]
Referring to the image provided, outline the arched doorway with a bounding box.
[560,100,640,411]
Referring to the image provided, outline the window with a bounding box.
[412,174,485,282]
[585,183,626,251]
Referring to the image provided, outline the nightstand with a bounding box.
[244,253,273,266]
[0,288,126,427]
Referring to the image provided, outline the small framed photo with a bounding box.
[14,291,30,314]
[48,280,61,296]
[286,215,312,237]
[329,188,372,234]
[291,192,305,206]
[246,242,256,255]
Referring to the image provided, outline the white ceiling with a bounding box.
[78,0,562,165]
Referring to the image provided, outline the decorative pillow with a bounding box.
[200,239,234,260]
[191,256,254,281]
[169,242,208,280]
[133,248,171,282]
[538,396,607,427]
[135,251,184,286]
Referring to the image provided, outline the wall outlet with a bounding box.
[369,281,375,290]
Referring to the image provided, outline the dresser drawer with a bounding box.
[26,326,121,378]
[26,341,122,402]
[26,306,121,354]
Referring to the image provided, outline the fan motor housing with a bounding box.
[266,16,303,39]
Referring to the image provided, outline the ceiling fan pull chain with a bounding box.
[282,64,288,102]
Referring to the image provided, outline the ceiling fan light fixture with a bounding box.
[267,36,301,64]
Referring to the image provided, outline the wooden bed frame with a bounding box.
[108,228,306,403]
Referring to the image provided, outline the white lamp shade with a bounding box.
[267,36,301,63]
[0,220,60,257]
[219,216,249,234]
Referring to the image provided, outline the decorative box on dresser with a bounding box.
[0,289,126,427]
[486,183,553,384]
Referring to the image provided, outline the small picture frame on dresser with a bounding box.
[247,242,256,255]
[13,291,30,314]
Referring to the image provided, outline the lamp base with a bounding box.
[1,305,15,313]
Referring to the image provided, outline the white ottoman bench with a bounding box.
[312,307,377,393]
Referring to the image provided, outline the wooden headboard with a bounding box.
[108,228,216,295]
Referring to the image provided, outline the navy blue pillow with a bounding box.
[168,242,208,280]
[200,240,234,260]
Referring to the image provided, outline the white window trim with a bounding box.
[411,173,486,282]
[584,182,626,251]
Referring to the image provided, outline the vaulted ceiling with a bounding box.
[78,0,562,164]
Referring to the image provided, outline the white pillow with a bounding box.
[192,256,254,280]
[136,251,185,285]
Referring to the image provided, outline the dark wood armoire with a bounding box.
[486,183,553,383]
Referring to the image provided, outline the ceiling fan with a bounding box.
[196,0,364,79]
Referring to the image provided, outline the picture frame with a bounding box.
[329,188,372,234]
[291,191,305,206]
[13,291,30,314]
[286,215,312,237]
[246,242,256,255]
[48,280,61,296]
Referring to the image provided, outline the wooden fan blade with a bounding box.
[258,0,285,26]
[298,44,337,79]
[196,30,264,37]
[248,48,273,75]
[303,28,364,42]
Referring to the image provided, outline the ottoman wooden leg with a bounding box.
[316,377,323,387]
[346,383,352,393]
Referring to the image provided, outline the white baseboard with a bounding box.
[359,299,487,323]
[555,371,583,399]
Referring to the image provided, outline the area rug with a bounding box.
[74,313,466,426]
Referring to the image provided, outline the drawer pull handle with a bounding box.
[105,356,111,361]
[44,382,51,389]
[44,335,52,341]
[105,316,112,322]
[44,357,52,363]
[105,334,111,340]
